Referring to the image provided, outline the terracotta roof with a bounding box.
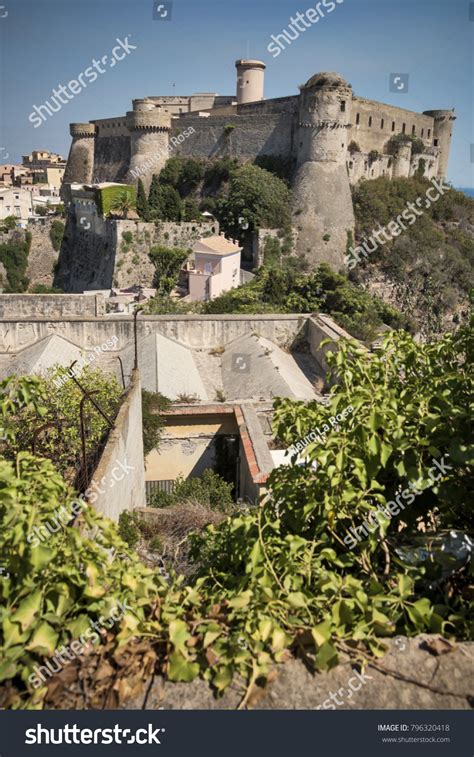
[194,235,242,255]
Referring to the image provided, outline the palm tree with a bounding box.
[110,190,135,219]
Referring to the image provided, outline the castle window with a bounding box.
[428,128,431,138]
[356,113,360,125]
[434,138,439,147]
[340,101,346,112]
[402,123,406,134]
[368,116,372,127]
[380,119,384,129]
[392,121,395,131]
[421,128,424,137]
[412,125,416,135]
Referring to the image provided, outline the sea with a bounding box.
[456,187,474,198]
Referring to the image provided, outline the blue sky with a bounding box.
[0,0,472,186]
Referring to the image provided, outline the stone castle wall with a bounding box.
[93,135,131,183]
[54,216,220,292]
[350,98,435,153]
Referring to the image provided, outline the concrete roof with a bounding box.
[119,332,209,400]
[220,334,315,401]
[4,334,83,378]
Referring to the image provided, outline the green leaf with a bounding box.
[311,620,332,647]
[286,592,307,609]
[168,651,199,682]
[26,622,58,655]
[228,591,252,609]
[315,641,338,671]
[12,590,42,632]
[169,619,190,653]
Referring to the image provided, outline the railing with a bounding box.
[145,479,175,501]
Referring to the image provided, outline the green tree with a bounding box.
[110,191,135,219]
[49,220,65,251]
[183,198,201,222]
[148,245,189,293]
[159,185,183,222]
[215,164,291,241]
[136,178,150,221]
[148,174,162,220]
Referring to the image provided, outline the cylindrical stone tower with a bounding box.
[235,59,266,104]
[61,123,96,199]
[292,72,354,270]
[423,109,456,179]
[393,142,412,178]
[126,104,172,191]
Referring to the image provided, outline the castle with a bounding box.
[62,59,455,269]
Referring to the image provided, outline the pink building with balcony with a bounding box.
[188,234,242,301]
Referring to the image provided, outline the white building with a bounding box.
[187,234,242,301]
[0,187,35,227]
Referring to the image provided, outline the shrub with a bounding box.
[142,390,170,456]
[49,220,65,252]
[2,215,17,231]
[122,231,133,245]
[386,133,425,156]
[29,284,64,294]
[118,511,140,548]
[0,368,122,482]
[0,234,30,291]
[149,470,234,513]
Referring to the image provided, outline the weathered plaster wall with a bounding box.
[88,369,145,521]
[0,293,105,318]
[306,313,355,375]
[0,314,307,355]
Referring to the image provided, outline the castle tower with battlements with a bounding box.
[61,59,455,269]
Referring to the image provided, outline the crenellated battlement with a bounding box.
[61,61,455,270]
